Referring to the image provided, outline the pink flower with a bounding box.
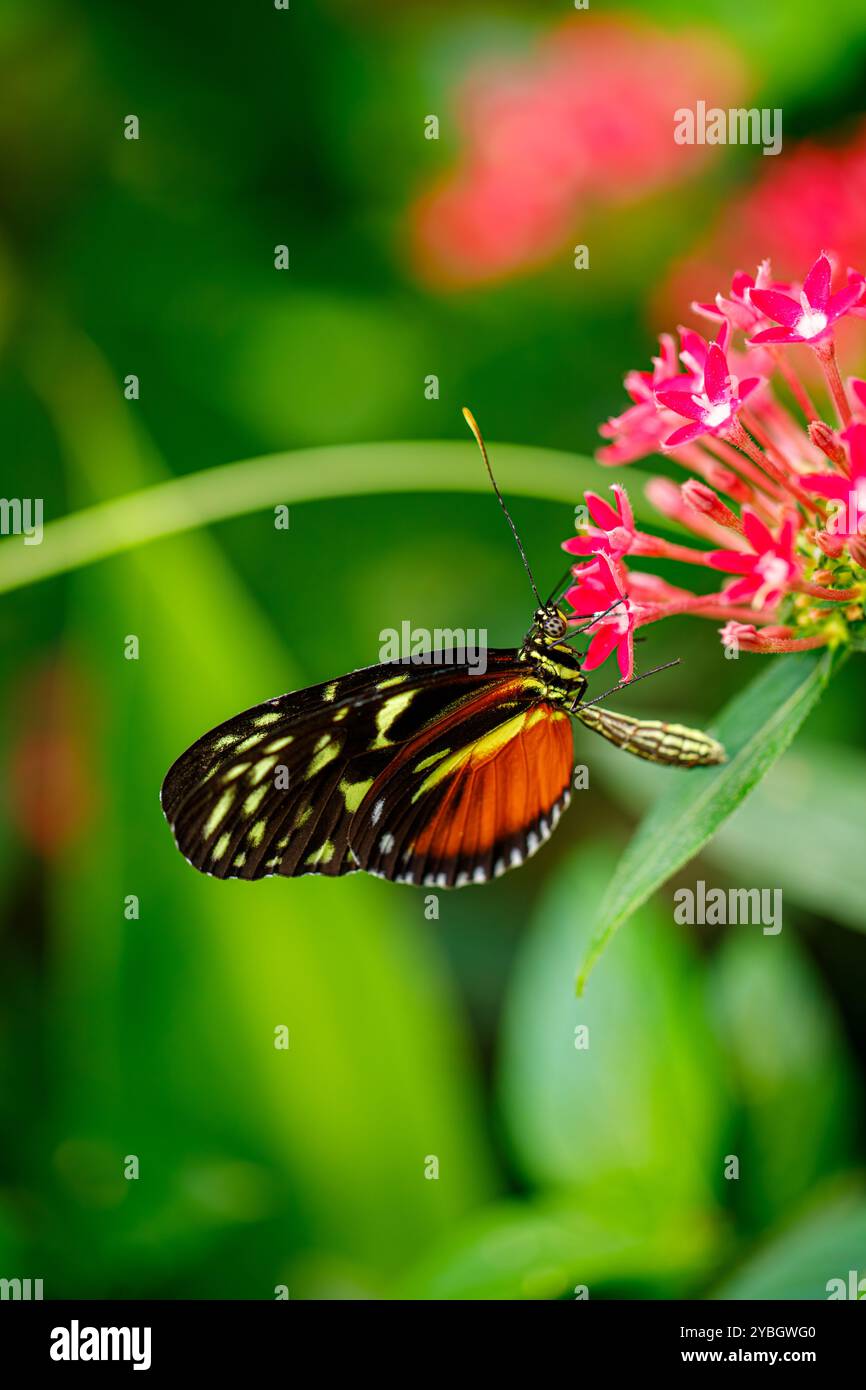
[803,421,866,540]
[577,247,865,676]
[693,261,783,334]
[707,511,802,609]
[655,338,761,448]
[750,251,865,346]
[565,554,636,680]
[849,378,866,416]
[598,334,697,464]
[563,484,635,559]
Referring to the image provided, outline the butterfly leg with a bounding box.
[576,704,725,767]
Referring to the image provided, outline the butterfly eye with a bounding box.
[539,607,567,640]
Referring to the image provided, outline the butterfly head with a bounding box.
[532,604,569,644]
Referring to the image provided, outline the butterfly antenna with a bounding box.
[579,658,681,710]
[463,407,544,609]
[545,562,575,607]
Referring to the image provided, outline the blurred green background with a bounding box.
[1,0,866,1300]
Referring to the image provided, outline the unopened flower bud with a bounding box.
[809,420,847,466]
[681,480,742,531]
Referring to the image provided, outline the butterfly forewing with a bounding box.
[161,654,571,884]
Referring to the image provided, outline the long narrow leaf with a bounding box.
[577,649,839,993]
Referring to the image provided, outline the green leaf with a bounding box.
[0,437,652,597]
[394,1194,721,1301]
[708,931,858,1230]
[496,846,729,1265]
[710,1183,866,1300]
[587,738,866,934]
[577,650,838,993]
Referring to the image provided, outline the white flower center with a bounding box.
[796,292,827,339]
[693,391,732,430]
[756,554,789,588]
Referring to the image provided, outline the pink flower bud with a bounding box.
[681,480,742,531]
[808,420,847,466]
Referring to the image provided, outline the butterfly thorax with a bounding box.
[520,630,588,708]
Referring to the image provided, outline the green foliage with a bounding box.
[2,0,865,1303]
[577,651,838,992]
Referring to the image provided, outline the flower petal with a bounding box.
[749,327,802,345]
[742,508,774,554]
[706,549,755,575]
[802,252,831,310]
[704,343,729,403]
[826,274,866,324]
[583,624,620,672]
[748,288,802,327]
[663,421,705,448]
[584,490,622,531]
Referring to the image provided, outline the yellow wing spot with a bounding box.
[254,712,282,726]
[213,735,237,750]
[306,736,342,778]
[377,674,408,690]
[333,706,349,722]
[236,733,263,754]
[265,735,294,752]
[223,763,251,781]
[371,691,414,748]
[243,785,268,815]
[413,748,450,773]
[296,806,313,827]
[249,820,267,846]
[277,835,290,849]
[212,831,231,860]
[249,755,277,785]
[232,852,246,868]
[322,681,338,702]
[339,777,374,812]
[305,840,335,866]
[204,790,235,837]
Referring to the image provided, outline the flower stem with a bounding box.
[770,348,819,422]
[813,340,853,427]
[727,419,824,516]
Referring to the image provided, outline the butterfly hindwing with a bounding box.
[349,681,575,887]
[161,654,559,883]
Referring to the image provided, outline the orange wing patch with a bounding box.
[353,699,574,887]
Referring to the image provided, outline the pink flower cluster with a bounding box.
[565,252,866,680]
[409,17,745,288]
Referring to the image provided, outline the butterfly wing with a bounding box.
[161,654,549,882]
[349,681,575,887]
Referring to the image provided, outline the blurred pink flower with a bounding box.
[409,16,747,288]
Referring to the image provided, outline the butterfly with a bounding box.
[161,410,725,889]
